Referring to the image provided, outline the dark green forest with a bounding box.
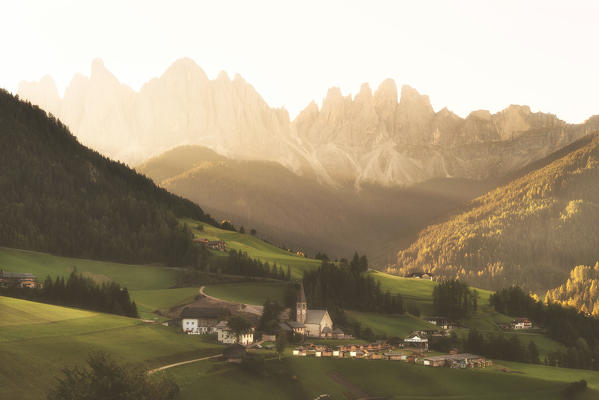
[0,90,215,265]
[303,255,405,314]
[0,271,138,317]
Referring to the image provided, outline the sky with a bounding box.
[1,0,598,123]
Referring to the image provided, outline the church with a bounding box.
[293,283,334,337]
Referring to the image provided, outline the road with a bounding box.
[148,354,222,374]
[199,285,264,316]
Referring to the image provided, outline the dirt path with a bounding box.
[148,354,222,374]
[199,286,264,316]
[166,286,263,322]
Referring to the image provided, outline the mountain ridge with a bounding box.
[18,58,599,188]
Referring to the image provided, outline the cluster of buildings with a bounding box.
[179,283,347,345]
[292,339,490,369]
[498,318,533,330]
[0,271,42,288]
[180,307,255,345]
[193,238,227,252]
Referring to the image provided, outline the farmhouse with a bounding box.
[215,320,254,345]
[405,271,433,280]
[425,317,456,330]
[193,238,227,252]
[511,317,532,330]
[0,271,42,288]
[404,335,428,351]
[180,307,221,334]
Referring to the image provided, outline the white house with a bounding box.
[511,318,532,330]
[215,320,254,346]
[180,307,221,334]
[404,335,429,351]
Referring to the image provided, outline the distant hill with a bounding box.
[0,90,214,265]
[391,133,599,292]
[138,145,496,264]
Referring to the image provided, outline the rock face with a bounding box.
[18,58,309,169]
[294,80,599,186]
[18,59,599,186]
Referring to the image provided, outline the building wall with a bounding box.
[305,323,321,337]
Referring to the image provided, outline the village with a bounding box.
[2,260,534,372]
[172,282,538,369]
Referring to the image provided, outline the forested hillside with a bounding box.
[390,132,599,292]
[546,263,599,316]
[0,90,215,265]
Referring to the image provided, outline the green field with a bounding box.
[130,287,201,320]
[3,296,596,400]
[184,218,321,279]
[0,247,175,290]
[203,281,289,305]
[0,296,224,400]
[163,356,599,400]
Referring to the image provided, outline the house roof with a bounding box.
[180,307,221,319]
[513,318,531,323]
[215,320,229,330]
[305,310,328,325]
[332,328,344,334]
[424,353,484,362]
[404,335,428,343]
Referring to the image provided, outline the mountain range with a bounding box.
[18,58,599,188]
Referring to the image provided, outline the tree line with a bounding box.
[0,270,138,317]
[303,253,404,314]
[175,249,292,286]
[432,279,478,320]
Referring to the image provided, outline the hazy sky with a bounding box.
[1,0,598,122]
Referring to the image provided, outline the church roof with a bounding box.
[305,309,328,325]
[297,282,306,303]
[286,321,305,329]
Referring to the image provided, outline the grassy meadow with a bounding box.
[0,296,224,400]
[203,281,288,305]
[184,218,321,279]
[163,356,599,400]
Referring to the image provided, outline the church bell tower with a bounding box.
[296,282,307,324]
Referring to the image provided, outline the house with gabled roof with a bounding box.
[180,307,221,334]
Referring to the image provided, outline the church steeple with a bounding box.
[296,282,307,324]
